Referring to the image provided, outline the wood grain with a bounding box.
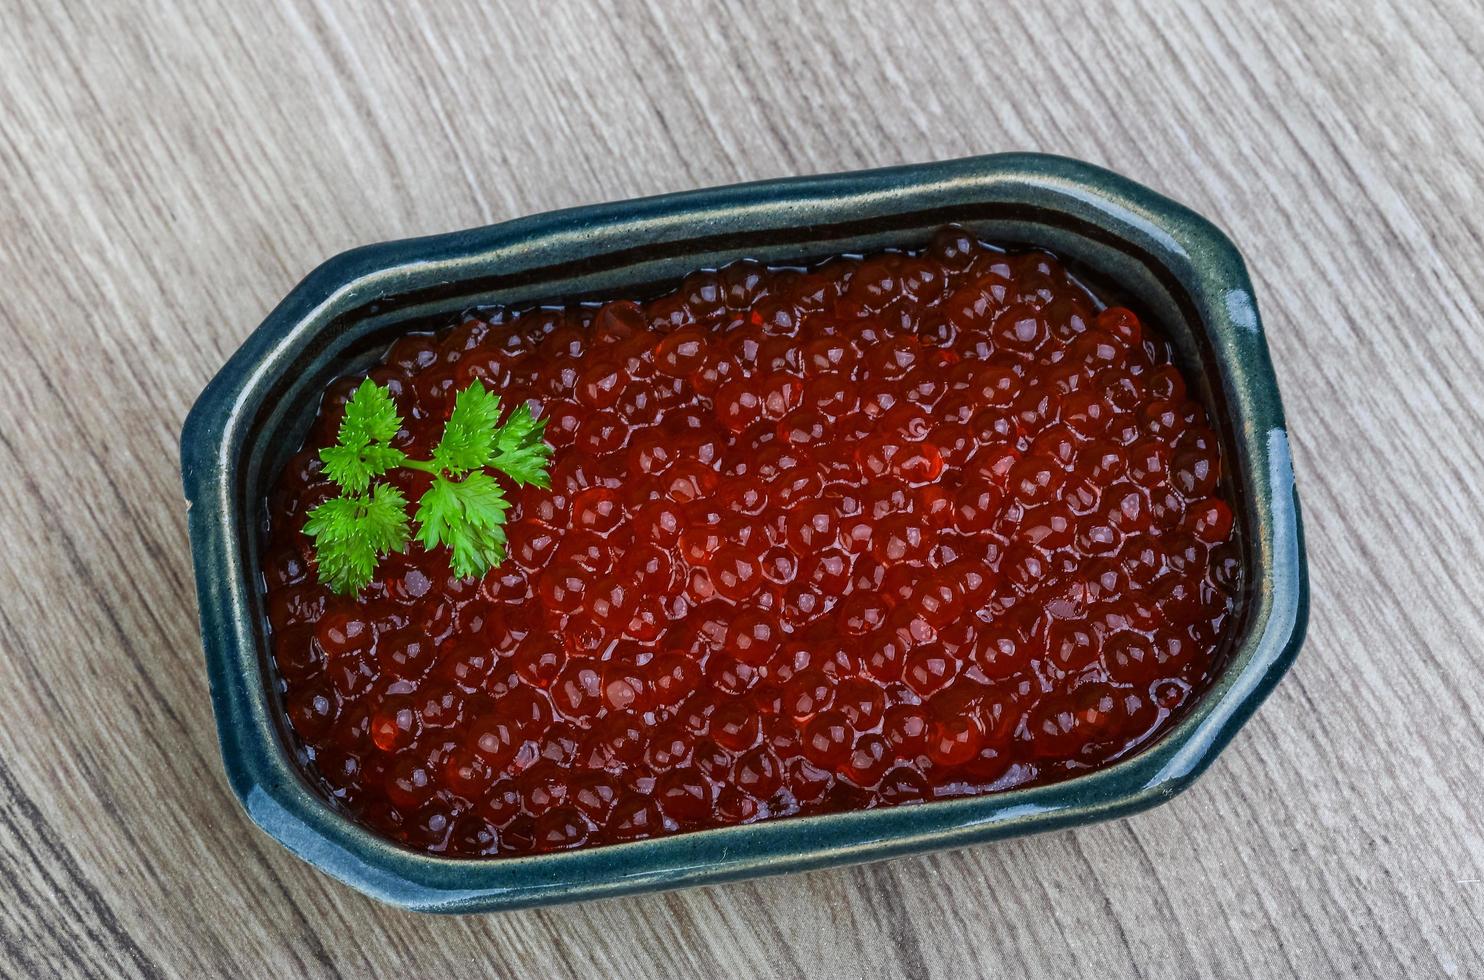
[1,0,1481,975]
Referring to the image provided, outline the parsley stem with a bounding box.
[400,458,441,474]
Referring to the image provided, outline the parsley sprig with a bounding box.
[303,378,551,594]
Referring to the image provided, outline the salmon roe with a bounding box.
[262,227,1241,857]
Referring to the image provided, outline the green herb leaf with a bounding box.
[304,483,411,594]
[413,471,511,579]
[320,441,407,494]
[320,378,407,493]
[338,377,403,448]
[303,375,551,592]
[490,403,552,487]
[431,379,502,475]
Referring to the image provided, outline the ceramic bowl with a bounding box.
[181,153,1307,913]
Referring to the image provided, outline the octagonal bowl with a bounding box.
[180,152,1307,913]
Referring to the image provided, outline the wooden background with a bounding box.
[1,0,1481,976]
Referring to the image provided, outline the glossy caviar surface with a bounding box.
[262,227,1241,858]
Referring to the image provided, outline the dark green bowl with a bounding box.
[180,153,1307,913]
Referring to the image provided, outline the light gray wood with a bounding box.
[1,0,1480,976]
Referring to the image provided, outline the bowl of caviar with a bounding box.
[182,153,1307,912]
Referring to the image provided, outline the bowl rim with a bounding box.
[181,151,1307,913]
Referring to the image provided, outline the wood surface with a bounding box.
[1,0,1481,976]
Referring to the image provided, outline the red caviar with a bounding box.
[263,227,1240,857]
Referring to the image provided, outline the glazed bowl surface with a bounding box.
[180,152,1307,913]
